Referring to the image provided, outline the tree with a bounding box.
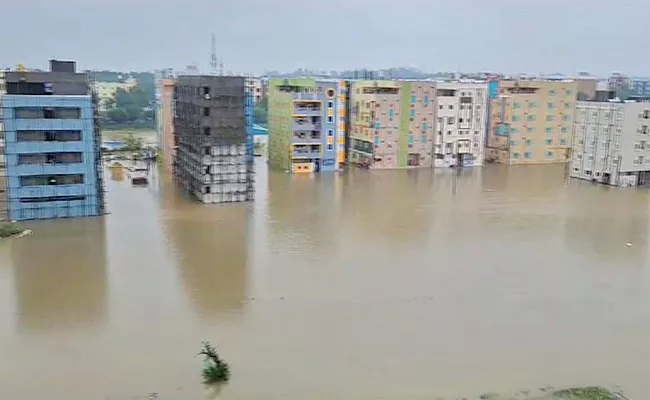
[198,341,231,384]
[253,98,268,124]
[123,133,144,151]
[107,108,129,124]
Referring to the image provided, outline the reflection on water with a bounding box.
[160,171,251,318]
[11,218,108,332]
[0,161,650,400]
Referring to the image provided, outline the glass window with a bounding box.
[545,139,552,145]
[527,127,535,133]
[546,151,554,158]
[526,139,533,146]
[560,138,567,145]
[513,152,520,158]
[524,152,532,159]
[546,115,554,121]
[422,134,427,143]
[545,127,552,133]
[374,136,380,145]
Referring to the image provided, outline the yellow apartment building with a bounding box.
[486,79,578,164]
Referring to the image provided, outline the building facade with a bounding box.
[571,100,650,187]
[0,60,105,220]
[245,78,263,104]
[486,79,577,165]
[155,78,175,169]
[173,75,254,203]
[268,78,347,173]
[630,77,650,97]
[348,80,436,169]
[433,81,488,167]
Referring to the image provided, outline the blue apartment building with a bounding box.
[0,60,105,220]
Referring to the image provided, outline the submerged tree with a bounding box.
[198,341,231,384]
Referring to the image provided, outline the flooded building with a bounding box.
[348,80,436,169]
[268,78,348,173]
[433,81,488,167]
[172,75,254,203]
[0,60,105,220]
[571,99,650,187]
[486,79,578,165]
[155,77,176,170]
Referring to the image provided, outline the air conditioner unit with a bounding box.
[205,94,211,100]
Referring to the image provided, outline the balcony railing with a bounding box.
[292,122,321,131]
[294,106,321,115]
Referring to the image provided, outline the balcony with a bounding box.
[293,104,322,116]
[293,131,321,143]
[292,117,321,132]
[292,144,321,159]
[293,92,320,101]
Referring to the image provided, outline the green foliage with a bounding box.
[123,133,144,151]
[253,97,268,124]
[198,341,230,384]
[553,387,617,400]
[0,222,25,238]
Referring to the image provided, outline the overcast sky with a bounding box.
[2,0,649,76]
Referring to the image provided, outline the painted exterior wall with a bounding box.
[487,80,577,165]
[433,82,488,167]
[268,78,347,173]
[157,78,175,170]
[1,95,101,220]
[571,101,650,187]
[349,80,435,169]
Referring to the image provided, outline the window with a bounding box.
[509,140,517,146]
[529,101,537,108]
[513,152,520,159]
[549,89,556,96]
[17,130,81,142]
[448,117,455,124]
[203,107,210,116]
[327,129,334,137]
[546,151,554,158]
[203,127,211,136]
[524,152,532,159]
[546,115,554,121]
[547,102,554,109]
[513,116,520,122]
[411,95,416,104]
[526,139,533,146]
[389,109,394,119]
[18,152,82,165]
[327,115,334,123]
[408,134,414,145]
[564,102,571,109]
[422,134,427,143]
[527,127,535,133]
[374,136,380,145]
[565,89,572,96]
[204,147,211,156]
[423,122,428,131]
[424,95,429,106]
[448,105,454,110]
[514,102,522,109]
[527,115,536,121]
[439,105,443,110]
[20,174,84,187]
[327,101,334,108]
[327,144,333,151]
[563,115,571,121]
[545,139,552,145]
[545,127,552,134]
[15,107,80,119]
[202,86,210,95]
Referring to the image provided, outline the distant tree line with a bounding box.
[92,71,156,129]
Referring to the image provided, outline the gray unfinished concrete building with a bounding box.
[173,76,254,203]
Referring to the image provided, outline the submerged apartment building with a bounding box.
[348,80,436,169]
[0,60,105,221]
[570,99,650,187]
[172,75,254,203]
[155,76,176,169]
[433,82,488,167]
[268,78,348,173]
[486,79,578,164]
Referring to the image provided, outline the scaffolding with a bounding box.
[0,64,106,221]
[172,75,254,203]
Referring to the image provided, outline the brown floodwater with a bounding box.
[1,160,649,400]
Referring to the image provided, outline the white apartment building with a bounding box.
[571,100,650,187]
[433,81,488,167]
[245,78,263,104]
